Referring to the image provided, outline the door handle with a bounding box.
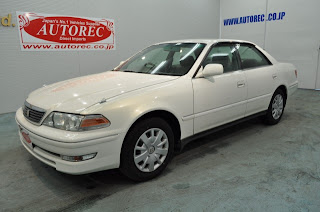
[272,74,277,79]
[237,81,245,88]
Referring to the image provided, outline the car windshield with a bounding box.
[113,43,206,76]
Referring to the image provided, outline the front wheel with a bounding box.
[120,117,174,181]
[264,89,286,125]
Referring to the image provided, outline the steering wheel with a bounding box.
[144,62,155,69]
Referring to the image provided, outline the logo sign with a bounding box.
[16,11,115,51]
[223,12,286,26]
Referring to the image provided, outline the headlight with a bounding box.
[43,112,110,131]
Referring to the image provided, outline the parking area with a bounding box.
[1,89,320,211]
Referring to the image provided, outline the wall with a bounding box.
[220,0,267,47]
[0,0,220,114]
[220,0,320,89]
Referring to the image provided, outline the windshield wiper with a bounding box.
[153,72,181,76]
[122,70,148,74]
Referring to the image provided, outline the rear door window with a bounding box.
[237,44,271,69]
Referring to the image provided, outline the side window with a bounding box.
[203,44,240,73]
[238,44,271,69]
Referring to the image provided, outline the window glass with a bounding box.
[172,47,196,66]
[203,44,240,73]
[123,48,168,72]
[238,44,271,69]
[114,43,206,76]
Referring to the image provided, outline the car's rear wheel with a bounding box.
[264,89,286,125]
[120,117,174,181]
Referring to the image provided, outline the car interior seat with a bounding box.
[211,55,231,72]
[242,59,258,69]
[179,56,195,75]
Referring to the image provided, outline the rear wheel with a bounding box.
[264,89,286,125]
[120,117,174,181]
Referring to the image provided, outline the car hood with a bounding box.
[26,71,179,113]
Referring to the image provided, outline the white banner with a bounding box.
[16,11,115,51]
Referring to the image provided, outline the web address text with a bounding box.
[223,12,286,26]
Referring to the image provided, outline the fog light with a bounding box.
[61,153,97,162]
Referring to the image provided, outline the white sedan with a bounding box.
[16,39,298,181]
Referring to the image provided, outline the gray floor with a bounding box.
[1,89,320,212]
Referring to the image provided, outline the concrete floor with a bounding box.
[1,89,320,212]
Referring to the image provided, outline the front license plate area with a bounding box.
[19,125,33,147]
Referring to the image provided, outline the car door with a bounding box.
[237,43,276,116]
[192,43,247,134]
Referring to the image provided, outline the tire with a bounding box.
[264,89,286,125]
[120,117,174,181]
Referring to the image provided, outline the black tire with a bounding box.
[120,117,174,181]
[264,89,286,125]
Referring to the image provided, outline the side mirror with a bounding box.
[202,64,223,78]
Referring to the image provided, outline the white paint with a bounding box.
[0,0,220,114]
[193,70,247,133]
[220,0,320,89]
[15,39,298,175]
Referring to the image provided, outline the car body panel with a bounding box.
[27,71,179,113]
[192,69,247,133]
[244,65,277,116]
[18,121,124,174]
[82,76,195,140]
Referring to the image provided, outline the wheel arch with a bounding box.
[276,84,288,105]
[123,109,182,152]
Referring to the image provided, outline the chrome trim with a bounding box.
[24,101,46,113]
[23,101,46,125]
[182,114,194,121]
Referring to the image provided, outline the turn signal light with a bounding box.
[80,115,110,130]
[22,131,31,144]
[295,70,298,78]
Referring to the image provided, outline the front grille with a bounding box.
[23,102,46,124]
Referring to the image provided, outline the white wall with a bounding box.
[265,0,320,90]
[220,0,320,89]
[220,0,267,47]
[0,0,220,114]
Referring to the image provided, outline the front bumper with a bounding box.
[16,108,125,175]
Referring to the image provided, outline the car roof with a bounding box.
[156,39,256,46]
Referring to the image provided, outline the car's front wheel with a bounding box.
[264,89,286,125]
[120,117,174,181]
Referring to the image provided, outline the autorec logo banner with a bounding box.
[16,11,115,51]
[223,12,286,26]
